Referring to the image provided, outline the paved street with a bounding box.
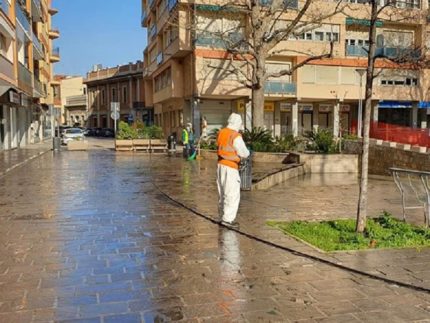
[1,144,430,322]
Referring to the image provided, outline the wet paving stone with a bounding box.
[0,147,429,322]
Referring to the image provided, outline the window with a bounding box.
[294,25,339,42]
[123,87,127,103]
[315,32,324,41]
[101,89,105,104]
[154,67,172,92]
[112,88,116,101]
[0,34,6,56]
[83,87,87,95]
[380,76,418,86]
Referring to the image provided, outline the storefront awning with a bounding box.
[419,101,430,109]
[0,79,19,98]
[378,101,412,109]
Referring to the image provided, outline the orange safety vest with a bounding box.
[217,128,241,170]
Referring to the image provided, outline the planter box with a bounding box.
[115,139,133,151]
[67,140,88,151]
[133,139,150,152]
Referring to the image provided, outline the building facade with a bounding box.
[84,62,149,129]
[141,0,430,140]
[0,0,60,150]
[58,76,88,126]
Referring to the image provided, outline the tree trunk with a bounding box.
[356,0,378,233]
[252,86,265,129]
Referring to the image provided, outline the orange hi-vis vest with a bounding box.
[217,128,241,170]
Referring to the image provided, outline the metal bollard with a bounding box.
[167,135,177,156]
[52,137,61,152]
[240,152,253,191]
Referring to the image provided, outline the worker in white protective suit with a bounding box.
[216,113,250,228]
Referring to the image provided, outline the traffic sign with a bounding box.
[111,111,120,120]
[110,102,120,113]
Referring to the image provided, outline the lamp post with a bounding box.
[355,69,366,138]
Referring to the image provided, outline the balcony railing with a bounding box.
[375,47,421,59]
[18,62,33,90]
[32,33,44,58]
[195,34,248,50]
[264,81,296,95]
[141,10,147,25]
[31,0,42,21]
[148,0,155,8]
[51,47,60,56]
[346,45,368,57]
[0,54,14,80]
[168,0,177,12]
[156,52,163,65]
[0,0,10,15]
[259,0,298,9]
[33,77,45,97]
[66,95,87,107]
[346,45,421,60]
[15,2,30,33]
[149,25,157,39]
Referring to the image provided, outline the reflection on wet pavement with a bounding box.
[0,149,429,322]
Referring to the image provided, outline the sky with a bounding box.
[53,0,147,77]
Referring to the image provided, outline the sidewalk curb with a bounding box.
[0,149,51,178]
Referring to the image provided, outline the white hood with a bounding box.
[226,113,243,132]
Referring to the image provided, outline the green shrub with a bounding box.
[305,129,338,153]
[116,121,138,139]
[273,134,299,152]
[242,127,274,151]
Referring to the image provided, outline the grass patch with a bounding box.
[267,212,430,252]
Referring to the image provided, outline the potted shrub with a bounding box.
[116,121,137,151]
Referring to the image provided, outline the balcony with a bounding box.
[18,62,33,94]
[141,9,148,27]
[50,47,60,62]
[0,54,14,81]
[195,36,227,49]
[156,52,163,65]
[15,2,31,34]
[49,27,60,39]
[1,0,10,16]
[346,45,368,57]
[66,95,87,107]
[264,81,296,95]
[375,47,421,60]
[149,25,157,39]
[33,77,46,98]
[31,0,42,22]
[259,0,298,9]
[48,7,58,15]
[32,33,44,59]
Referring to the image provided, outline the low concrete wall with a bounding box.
[343,139,430,176]
[252,165,305,190]
[299,153,358,173]
[68,140,88,151]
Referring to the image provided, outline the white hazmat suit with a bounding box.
[217,113,250,224]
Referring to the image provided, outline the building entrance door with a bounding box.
[301,111,313,134]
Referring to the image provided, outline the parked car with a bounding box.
[101,128,114,138]
[62,128,85,145]
[56,125,71,137]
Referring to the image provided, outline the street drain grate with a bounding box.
[14,213,55,220]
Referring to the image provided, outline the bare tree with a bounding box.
[193,0,345,128]
[355,0,423,233]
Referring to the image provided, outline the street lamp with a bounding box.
[355,69,366,138]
